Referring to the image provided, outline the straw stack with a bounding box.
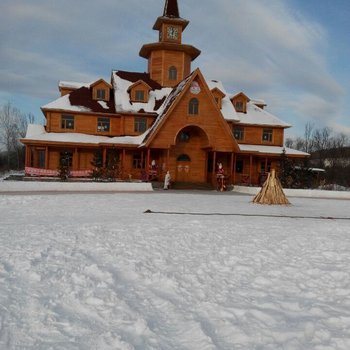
[253,169,290,205]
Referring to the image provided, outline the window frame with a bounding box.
[134,117,147,133]
[96,89,106,100]
[169,66,177,81]
[262,128,273,142]
[132,154,144,169]
[135,90,145,102]
[97,117,110,132]
[61,115,75,130]
[233,126,244,141]
[235,101,244,112]
[60,151,73,167]
[188,98,199,115]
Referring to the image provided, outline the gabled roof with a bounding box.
[127,80,153,93]
[231,92,250,101]
[142,68,240,152]
[210,87,226,98]
[90,78,112,89]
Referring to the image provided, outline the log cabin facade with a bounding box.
[21,0,308,187]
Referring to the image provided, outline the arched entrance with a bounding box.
[173,126,210,183]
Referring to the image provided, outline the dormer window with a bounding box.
[235,102,244,112]
[91,79,112,101]
[96,89,106,100]
[135,90,145,102]
[210,87,226,109]
[231,92,250,114]
[128,80,152,103]
[169,66,177,81]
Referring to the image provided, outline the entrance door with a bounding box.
[176,161,191,182]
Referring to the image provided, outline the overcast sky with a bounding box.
[1,0,349,138]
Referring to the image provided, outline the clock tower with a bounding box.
[139,0,201,88]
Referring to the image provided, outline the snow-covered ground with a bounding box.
[1,192,350,350]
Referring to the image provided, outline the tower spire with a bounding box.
[163,0,180,18]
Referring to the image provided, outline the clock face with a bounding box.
[167,26,178,40]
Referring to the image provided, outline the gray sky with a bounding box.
[1,0,349,138]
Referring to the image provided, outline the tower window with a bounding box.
[188,98,199,115]
[169,66,177,81]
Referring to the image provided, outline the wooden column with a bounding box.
[146,148,151,181]
[122,149,126,180]
[265,157,268,173]
[212,151,217,187]
[25,146,31,167]
[45,146,49,169]
[230,152,234,186]
[233,154,237,185]
[74,148,79,170]
[167,148,170,171]
[249,155,253,186]
[103,148,107,167]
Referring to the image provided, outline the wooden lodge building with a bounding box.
[21,0,308,187]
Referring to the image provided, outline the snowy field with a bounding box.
[1,191,350,350]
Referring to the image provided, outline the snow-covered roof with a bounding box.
[207,80,239,122]
[239,144,309,157]
[58,81,92,90]
[112,71,171,114]
[42,94,92,113]
[236,101,291,128]
[23,124,145,146]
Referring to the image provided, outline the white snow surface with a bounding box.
[42,94,92,112]
[237,101,292,127]
[23,124,147,146]
[1,192,350,349]
[239,144,309,156]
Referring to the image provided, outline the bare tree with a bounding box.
[0,102,34,170]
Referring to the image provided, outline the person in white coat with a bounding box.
[164,171,171,190]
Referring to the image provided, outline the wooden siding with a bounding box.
[232,124,285,146]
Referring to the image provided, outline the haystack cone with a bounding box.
[253,169,290,205]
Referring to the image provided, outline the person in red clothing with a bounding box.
[216,163,226,191]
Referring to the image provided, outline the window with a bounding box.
[233,127,244,140]
[177,154,191,162]
[235,160,243,173]
[179,131,190,142]
[96,89,106,100]
[38,150,45,168]
[169,66,177,80]
[261,161,271,173]
[134,117,147,133]
[60,151,73,167]
[235,101,244,112]
[135,90,145,102]
[262,129,273,142]
[97,117,110,132]
[188,98,199,115]
[61,115,74,129]
[133,154,144,169]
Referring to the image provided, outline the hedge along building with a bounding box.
[21,0,308,186]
